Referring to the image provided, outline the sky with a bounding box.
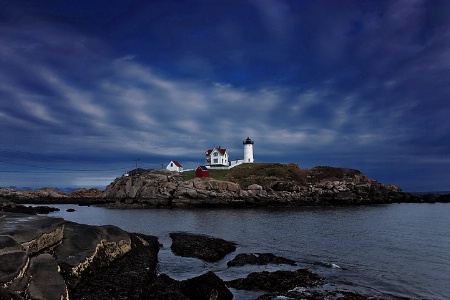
[0,0,449,192]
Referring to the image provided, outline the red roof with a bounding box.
[205,147,227,156]
[172,161,182,167]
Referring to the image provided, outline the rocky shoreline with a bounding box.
[1,209,395,300]
[1,165,449,209]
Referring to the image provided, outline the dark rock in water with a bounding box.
[181,271,233,300]
[148,272,233,300]
[226,269,323,292]
[148,273,187,300]
[66,208,76,212]
[227,253,297,267]
[256,290,378,300]
[169,232,236,262]
[0,201,59,214]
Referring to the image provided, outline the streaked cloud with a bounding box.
[0,0,449,191]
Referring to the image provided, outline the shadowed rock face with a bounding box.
[181,271,233,300]
[169,232,236,262]
[67,233,160,300]
[0,212,137,300]
[256,290,377,300]
[0,212,65,254]
[54,221,132,279]
[227,253,297,267]
[226,269,323,292]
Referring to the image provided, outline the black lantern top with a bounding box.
[243,137,254,145]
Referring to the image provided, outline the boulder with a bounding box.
[227,253,297,267]
[67,233,160,300]
[248,184,263,190]
[54,222,132,279]
[148,273,187,300]
[170,232,236,262]
[24,254,68,300]
[0,212,159,300]
[226,269,323,292]
[0,250,28,284]
[148,272,233,300]
[180,271,233,300]
[256,290,377,300]
[0,212,65,254]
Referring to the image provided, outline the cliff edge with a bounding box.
[101,164,434,208]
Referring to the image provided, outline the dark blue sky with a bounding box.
[1,0,449,191]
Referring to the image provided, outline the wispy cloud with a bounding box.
[0,0,449,191]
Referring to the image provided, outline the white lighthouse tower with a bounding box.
[243,137,254,163]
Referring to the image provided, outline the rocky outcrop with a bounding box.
[0,187,104,202]
[227,253,297,267]
[226,268,323,292]
[0,200,60,214]
[256,290,377,300]
[0,187,68,200]
[148,272,233,300]
[98,166,436,208]
[54,222,132,279]
[0,212,141,300]
[3,165,449,208]
[170,232,237,262]
[67,233,159,300]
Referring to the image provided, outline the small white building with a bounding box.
[166,160,183,172]
[205,146,229,167]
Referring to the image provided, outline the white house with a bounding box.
[166,160,183,172]
[205,146,229,167]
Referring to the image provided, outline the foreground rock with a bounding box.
[226,269,323,292]
[170,232,237,262]
[68,233,159,300]
[0,212,157,300]
[256,290,378,300]
[227,253,297,267]
[148,272,233,300]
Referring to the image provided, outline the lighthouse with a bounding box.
[243,137,254,163]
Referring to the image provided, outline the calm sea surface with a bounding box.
[42,203,449,299]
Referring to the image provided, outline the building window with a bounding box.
[214,159,218,163]
[214,152,218,157]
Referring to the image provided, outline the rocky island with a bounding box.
[2,163,447,208]
[1,163,449,299]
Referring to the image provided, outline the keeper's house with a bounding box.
[205,146,228,167]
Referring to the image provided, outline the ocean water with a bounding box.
[42,203,450,299]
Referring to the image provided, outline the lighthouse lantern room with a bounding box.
[243,137,254,163]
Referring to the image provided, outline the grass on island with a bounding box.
[132,163,359,189]
[182,163,309,188]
